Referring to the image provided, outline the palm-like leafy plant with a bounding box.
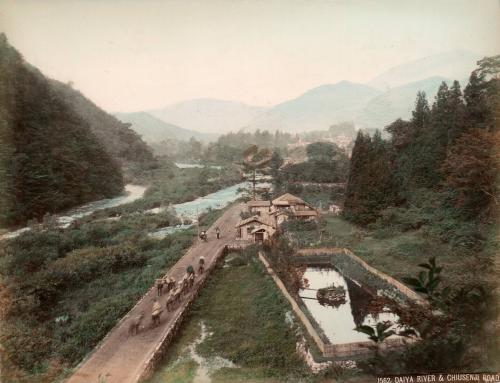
[355,321,396,344]
[402,256,450,302]
[241,145,272,199]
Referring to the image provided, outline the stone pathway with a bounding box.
[66,203,244,383]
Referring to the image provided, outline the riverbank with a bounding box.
[102,159,242,216]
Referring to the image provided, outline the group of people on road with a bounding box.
[129,254,208,336]
[199,226,221,241]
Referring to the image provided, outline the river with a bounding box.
[149,182,252,238]
[175,162,222,170]
[0,184,147,240]
[2,179,269,241]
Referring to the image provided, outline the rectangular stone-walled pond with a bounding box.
[259,248,424,359]
[297,266,401,345]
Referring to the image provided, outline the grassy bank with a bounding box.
[147,249,315,383]
[284,215,491,290]
[0,212,195,383]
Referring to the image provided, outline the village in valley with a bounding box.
[0,2,499,383]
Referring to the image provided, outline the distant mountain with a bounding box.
[245,81,381,132]
[114,112,217,144]
[49,82,156,168]
[0,34,124,226]
[149,99,267,134]
[369,50,479,90]
[355,76,452,130]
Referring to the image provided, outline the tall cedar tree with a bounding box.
[344,130,392,224]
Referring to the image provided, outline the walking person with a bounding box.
[151,298,162,327]
[155,278,164,296]
[198,256,205,274]
[215,226,220,239]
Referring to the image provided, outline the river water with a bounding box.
[149,182,251,238]
[175,162,222,170]
[2,177,269,241]
[0,184,147,240]
[298,266,400,344]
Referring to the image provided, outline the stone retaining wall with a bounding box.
[136,246,228,382]
[257,252,327,355]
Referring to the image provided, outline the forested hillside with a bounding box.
[50,82,156,168]
[0,34,124,227]
[344,56,499,229]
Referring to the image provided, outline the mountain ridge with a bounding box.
[148,99,267,134]
[243,81,381,132]
[114,111,217,143]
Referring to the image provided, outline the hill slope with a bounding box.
[114,112,217,143]
[245,81,381,132]
[148,99,267,134]
[355,76,452,130]
[49,82,156,168]
[369,50,478,90]
[0,34,124,227]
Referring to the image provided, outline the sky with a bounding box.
[1,0,499,112]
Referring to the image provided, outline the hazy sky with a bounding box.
[1,0,499,112]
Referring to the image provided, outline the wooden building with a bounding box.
[235,215,276,243]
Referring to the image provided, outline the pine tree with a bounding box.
[447,80,467,143]
[464,71,491,129]
[411,91,431,137]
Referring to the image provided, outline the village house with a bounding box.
[247,200,271,216]
[271,193,319,221]
[236,192,320,242]
[269,209,289,226]
[235,215,276,243]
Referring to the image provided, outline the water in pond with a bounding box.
[298,267,400,344]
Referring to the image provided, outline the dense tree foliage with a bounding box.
[0,34,124,227]
[50,80,156,169]
[343,131,393,224]
[203,129,296,163]
[160,130,296,163]
[299,121,356,142]
[344,56,499,226]
[277,142,349,185]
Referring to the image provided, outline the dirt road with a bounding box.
[66,203,244,383]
